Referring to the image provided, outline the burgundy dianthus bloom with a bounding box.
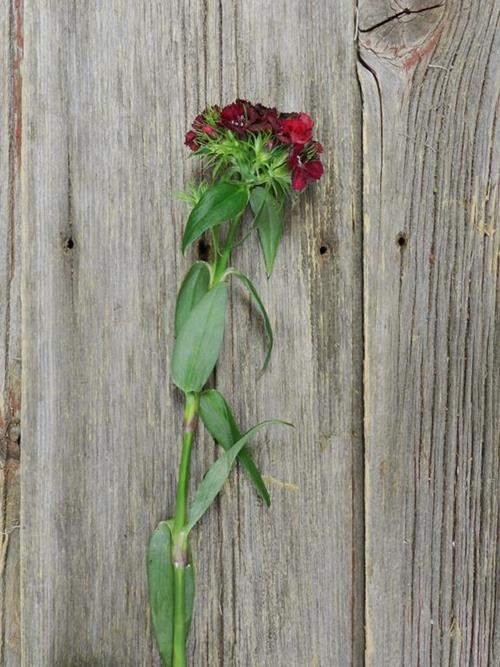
[185,99,324,191]
[219,100,248,133]
[289,148,324,191]
[184,107,221,150]
[219,99,280,134]
[279,113,314,146]
[185,130,198,151]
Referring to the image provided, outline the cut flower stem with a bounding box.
[172,392,199,667]
[147,99,323,667]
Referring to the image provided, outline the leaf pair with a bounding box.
[181,183,285,278]
[199,389,271,506]
[173,261,274,382]
[182,182,249,253]
[147,521,195,667]
[148,416,292,665]
[187,415,292,531]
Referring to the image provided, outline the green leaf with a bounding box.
[250,186,285,276]
[174,262,211,337]
[147,522,196,666]
[182,182,249,253]
[199,389,271,506]
[171,283,228,392]
[186,419,292,532]
[148,521,174,667]
[226,268,273,372]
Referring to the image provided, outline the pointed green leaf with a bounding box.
[250,186,284,276]
[148,521,174,666]
[200,389,271,506]
[186,419,292,532]
[200,389,240,449]
[182,182,249,253]
[171,283,228,392]
[174,262,211,337]
[226,268,273,372]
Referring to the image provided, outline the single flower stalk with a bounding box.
[148,99,324,667]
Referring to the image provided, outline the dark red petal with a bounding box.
[288,148,300,167]
[192,113,204,128]
[235,98,250,108]
[278,131,293,144]
[298,112,314,130]
[292,169,308,191]
[221,101,245,120]
[304,160,324,180]
[281,118,313,145]
[201,124,216,136]
[264,110,281,131]
[185,130,198,150]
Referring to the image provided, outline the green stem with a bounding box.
[173,393,199,533]
[172,392,199,667]
[212,215,242,285]
[210,225,220,258]
[172,565,187,667]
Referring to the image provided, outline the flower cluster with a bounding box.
[185,99,324,192]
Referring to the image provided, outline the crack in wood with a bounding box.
[359,3,445,33]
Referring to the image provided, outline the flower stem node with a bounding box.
[172,532,189,568]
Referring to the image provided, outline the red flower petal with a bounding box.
[292,169,308,191]
[304,160,324,180]
[221,101,245,121]
[264,110,282,132]
[201,124,217,136]
[280,118,313,145]
[288,148,300,168]
[185,130,198,151]
[298,112,314,130]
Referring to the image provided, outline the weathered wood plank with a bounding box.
[21,2,186,664]
[195,2,364,665]
[21,2,363,665]
[0,1,22,664]
[19,0,499,664]
[358,0,499,664]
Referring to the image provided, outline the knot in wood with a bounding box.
[358,1,446,68]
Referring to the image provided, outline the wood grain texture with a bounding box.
[20,1,363,665]
[198,2,364,665]
[21,3,183,664]
[1,1,22,664]
[12,0,499,665]
[358,0,499,664]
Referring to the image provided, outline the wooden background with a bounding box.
[1,0,498,665]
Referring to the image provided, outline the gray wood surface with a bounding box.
[20,2,363,665]
[0,0,494,665]
[1,1,22,663]
[358,1,499,665]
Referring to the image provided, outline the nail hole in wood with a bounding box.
[396,233,407,248]
[65,237,75,250]
[319,244,329,255]
[197,239,211,261]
